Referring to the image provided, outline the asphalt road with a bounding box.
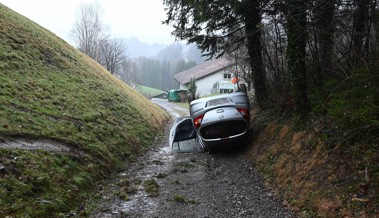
[151,98,190,118]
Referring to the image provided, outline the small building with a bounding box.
[167,89,187,102]
[174,57,240,97]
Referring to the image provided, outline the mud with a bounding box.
[0,135,84,157]
[90,98,294,218]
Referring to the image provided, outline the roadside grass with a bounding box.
[177,161,196,169]
[173,161,196,173]
[172,194,199,204]
[0,4,168,217]
[155,172,167,178]
[247,67,378,217]
[115,177,141,201]
[173,101,190,110]
[143,178,159,197]
[171,179,181,185]
[0,149,95,217]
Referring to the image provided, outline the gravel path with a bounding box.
[90,98,294,218]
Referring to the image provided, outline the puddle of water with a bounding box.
[171,138,202,153]
[100,99,202,216]
[112,143,175,216]
[119,191,158,216]
[159,145,173,156]
[112,139,202,215]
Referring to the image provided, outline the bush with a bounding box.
[324,66,379,143]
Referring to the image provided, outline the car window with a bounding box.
[170,117,200,152]
[205,97,232,107]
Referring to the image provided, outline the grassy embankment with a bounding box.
[248,67,379,217]
[0,4,168,217]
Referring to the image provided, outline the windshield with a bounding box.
[205,97,232,107]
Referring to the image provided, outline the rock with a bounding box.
[0,164,7,174]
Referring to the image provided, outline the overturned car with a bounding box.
[169,91,251,152]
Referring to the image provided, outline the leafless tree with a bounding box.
[262,17,287,93]
[99,39,126,74]
[225,42,253,91]
[71,1,109,62]
[117,59,137,85]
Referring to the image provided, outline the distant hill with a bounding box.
[121,37,206,64]
[121,37,166,58]
[0,4,167,217]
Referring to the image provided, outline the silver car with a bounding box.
[170,91,250,151]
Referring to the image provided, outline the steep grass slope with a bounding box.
[0,4,168,217]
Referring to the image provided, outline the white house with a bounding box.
[174,57,240,97]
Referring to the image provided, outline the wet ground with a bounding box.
[90,98,294,218]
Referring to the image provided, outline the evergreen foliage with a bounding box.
[187,78,197,96]
[163,0,268,108]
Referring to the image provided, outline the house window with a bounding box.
[223,73,231,79]
[220,89,233,94]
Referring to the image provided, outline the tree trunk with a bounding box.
[352,0,370,66]
[244,0,267,108]
[286,0,310,113]
[315,0,337,83]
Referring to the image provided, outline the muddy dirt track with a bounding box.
[90,98,294,218]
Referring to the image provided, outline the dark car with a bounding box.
[169,91,250,151]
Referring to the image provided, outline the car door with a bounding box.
[169,116,197,150]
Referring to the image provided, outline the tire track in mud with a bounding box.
[0,98,181,157]
[0,135,85,157]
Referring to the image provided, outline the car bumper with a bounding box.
[197,120,249,150]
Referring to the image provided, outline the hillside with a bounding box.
[247,104,378,217]
[0,4,168,217]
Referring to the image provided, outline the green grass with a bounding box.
[136,85,165,98]
[0,4,168,217]
[0,149,94,217]
[143,178,159,197]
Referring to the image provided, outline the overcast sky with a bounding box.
[0,0,176,45]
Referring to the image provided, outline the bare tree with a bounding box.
[99,39,126,74]
[71,1,109,62]
[225,42,253,91]
[118,59,137,85]
[262,16,287,94]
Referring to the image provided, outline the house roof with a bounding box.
[174,57,234,84]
